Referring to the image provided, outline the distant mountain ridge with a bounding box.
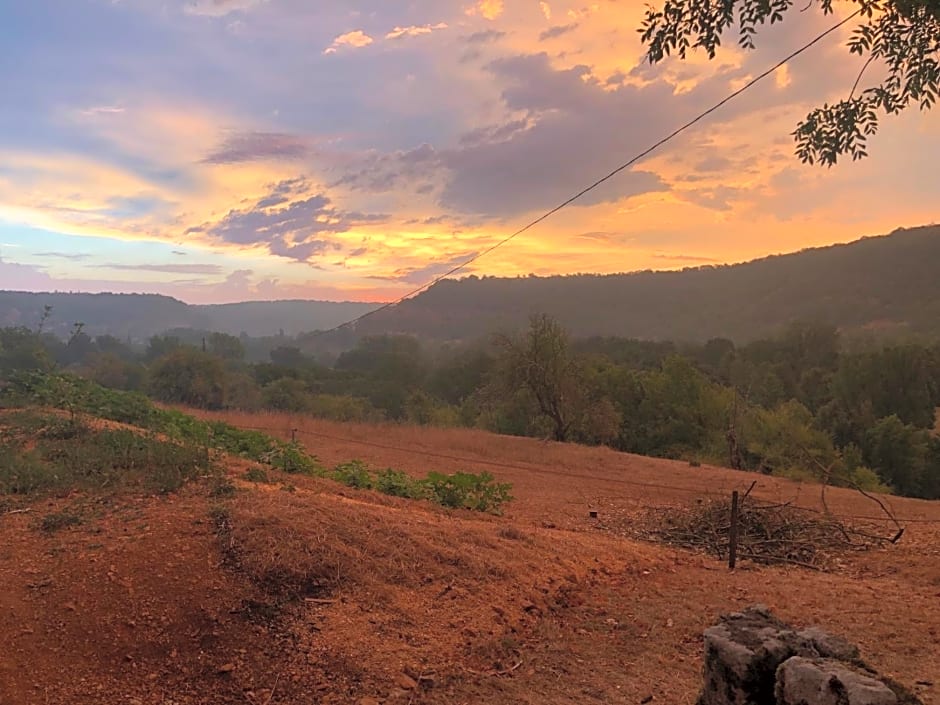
[0,291,379,340]
[346,224,940,343]
[2,225,938,343]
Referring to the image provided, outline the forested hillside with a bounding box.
[350,225,940,342]
[0,292,378,340]
[3,225,939,344]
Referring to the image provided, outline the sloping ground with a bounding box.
[2,412,939,705]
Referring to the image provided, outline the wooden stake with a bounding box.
[729,490,740,571]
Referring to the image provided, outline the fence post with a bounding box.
[291,428,297,444]
[729,490,740,570]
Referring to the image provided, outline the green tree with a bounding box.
[0,327,53,379]
[262,377,312,412]
[208,332,245,362]
[145,335,184,362]
[625,356,730,458]
[640,0,940,165]
[494,314,584,442]
[863,414,930,496]
[83,352,145,391]
[148,348,228,409]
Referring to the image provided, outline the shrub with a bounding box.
[245,467,271,484]
[307,394,385,423]
[422,471,513,514]
[0,445,52,495]
[209,477,237,498]
[265,442,323,476]
[38,511,83,533]
[332,460,373,489]
[374,468,423,499]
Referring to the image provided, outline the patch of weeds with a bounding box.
[38,428,207,494]
[332,460,373,489]
[267,442,324,476]
[244,467,271,484]
[496,526,527,541]
[280,483,297,493]
[0,444,54,495]
[209,476,237,498]
[37,510,83,533]
[208,504,232,529]
[374,468,423,499]
[38,416,90,441]
[423,471,513,514]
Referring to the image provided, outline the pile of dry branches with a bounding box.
[648,496,894,570]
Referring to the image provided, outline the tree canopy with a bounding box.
[640,0,940,165]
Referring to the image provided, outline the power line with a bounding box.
[315,8,863,337]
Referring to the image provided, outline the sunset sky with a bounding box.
[1,0,937,304]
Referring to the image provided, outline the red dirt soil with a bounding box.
[2,411,939,705]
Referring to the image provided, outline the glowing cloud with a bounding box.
[386,23,448,40]
[323,30,374,55]
[467,0,504,21]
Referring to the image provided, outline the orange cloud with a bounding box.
[324,30,374,55]
[386,23,448,40]
[467,0,504,21]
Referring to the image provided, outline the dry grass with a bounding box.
[192,407,940,527]
[215,481,620,682]
[3,408,938,705]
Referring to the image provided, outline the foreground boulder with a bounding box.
[697,606,922,705]
[776,657,898,705]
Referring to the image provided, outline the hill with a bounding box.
[0,291,378,340]
[348,224,940,342]
[1,396,938,704]
[4,225,939,344]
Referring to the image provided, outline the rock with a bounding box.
[217,663,236,674]
[395,673,418,690]
[698,606,804,705]
[776,657,898,705]
[696,607,923,705]
[797,627,862,663]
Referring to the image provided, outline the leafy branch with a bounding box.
[640,0,940,165]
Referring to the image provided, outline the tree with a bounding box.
[262,377,312,412]
[148,348,228,409]
[494,314,583,442]
[640,0,940,165]
[145,335,184,362]
[0,327,53,379]
[863,414,930,496]
[207,332,245,362]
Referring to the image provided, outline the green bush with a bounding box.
[332,460,373,489]
[374,468,423,498]
[2,372,325,478]
[266,442,323,476]
[422,471,513,513]
[0,445,52,495]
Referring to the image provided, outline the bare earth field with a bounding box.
[2,411,939,705]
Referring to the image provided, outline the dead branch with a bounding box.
[643,495,893,571]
